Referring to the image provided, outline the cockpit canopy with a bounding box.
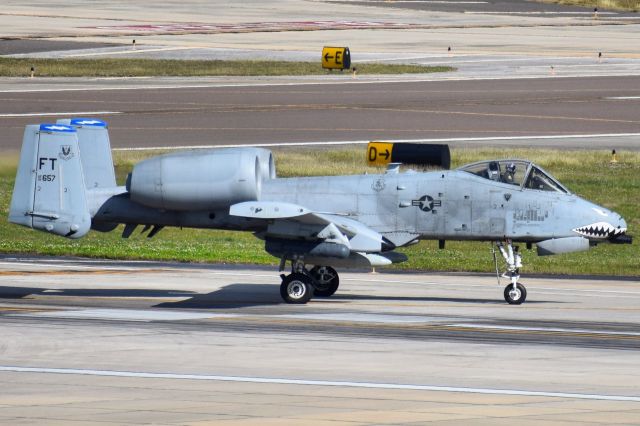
[458,160,569,193]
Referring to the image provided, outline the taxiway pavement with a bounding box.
[1,75,640,152]
[0,257,639,424]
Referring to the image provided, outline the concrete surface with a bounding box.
[0,257,639,424]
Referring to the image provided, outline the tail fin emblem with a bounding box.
[59,145,74,161]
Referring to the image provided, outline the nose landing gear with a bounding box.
[493,240,527,305]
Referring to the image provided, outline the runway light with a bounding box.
[30,66,35,78]
[550,65,555,76]
[598,52,602,63]
[352,66,357,78]
[132,39,136,50]
[593,7,598,19]
[448,46,452,57]
[610,149,618,164]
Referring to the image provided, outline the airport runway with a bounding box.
[2,75,640,152]
[0,257,639,424]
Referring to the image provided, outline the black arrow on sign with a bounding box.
[324,53,334,61]
[380,149,390,160]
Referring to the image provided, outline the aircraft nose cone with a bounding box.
[618,215,628,231]
[572,205,628,240]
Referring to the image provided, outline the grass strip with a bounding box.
[0,58,454,77]
[1,147,638,276]
[537,0,640,11]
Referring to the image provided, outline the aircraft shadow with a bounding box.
[0,284,553,307]
[328,294,551,304]
[155,284,284,309]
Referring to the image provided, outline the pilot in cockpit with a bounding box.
[502,162,517,184]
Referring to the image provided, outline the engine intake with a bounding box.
[127,148,274,211]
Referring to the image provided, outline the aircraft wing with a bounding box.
[229,201,396,254]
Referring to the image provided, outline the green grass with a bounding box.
[0,58,454,77]
[537,0,640,11]
[1,147,638,276]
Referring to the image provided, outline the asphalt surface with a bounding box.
[0,257,639,424]
[0,39,117,55]
[1,75,640,152]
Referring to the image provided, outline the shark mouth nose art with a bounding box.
[573,222,627,239]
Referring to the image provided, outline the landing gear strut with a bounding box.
[493,240,527,305]
[278,258,340,304]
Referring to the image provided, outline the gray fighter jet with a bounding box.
[8,120,632,304]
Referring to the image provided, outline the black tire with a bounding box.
[504,283,527,305]
[280,273,314,304]
[309,266,340,297]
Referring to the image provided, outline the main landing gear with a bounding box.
[279,258,340,304]
[493,240,527,305]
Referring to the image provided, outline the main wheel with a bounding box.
[309,266,340,297]
[504,283,527,305]
[280,273,314,304]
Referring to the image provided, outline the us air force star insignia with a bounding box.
[372,178,386,192]
[411,195,441,212]
[59,145,74,161]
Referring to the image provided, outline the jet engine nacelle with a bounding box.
[536,237,590,256]
[127,148,275,211]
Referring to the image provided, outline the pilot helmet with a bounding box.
[506,163,516,174]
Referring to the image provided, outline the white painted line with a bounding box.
[13,308,237,322]
[0,111,122,118]
[112,133,640,151]
[606,96,640,100]
[449,324,640,337]
[0,260,143,271]
[1,366,638,402]
[61,46,205,58]
[114,140,371,151]
[279,312,459,324]
[3,72,640,94]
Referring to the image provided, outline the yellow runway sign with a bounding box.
[367,142,394,166]
[322,46,351,70]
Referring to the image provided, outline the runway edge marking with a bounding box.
[1,366,639,402]
[112,133,640,151]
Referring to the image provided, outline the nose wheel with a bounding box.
[504,282,527,305]
[494,240,528,305]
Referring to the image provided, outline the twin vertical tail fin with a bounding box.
[8,119,115,239]
[57,118,116,189]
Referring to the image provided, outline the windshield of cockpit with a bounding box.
[459,160,568,193]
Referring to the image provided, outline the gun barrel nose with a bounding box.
[609,214,631,244]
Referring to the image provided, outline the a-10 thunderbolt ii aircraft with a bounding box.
[9,120,632,304]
